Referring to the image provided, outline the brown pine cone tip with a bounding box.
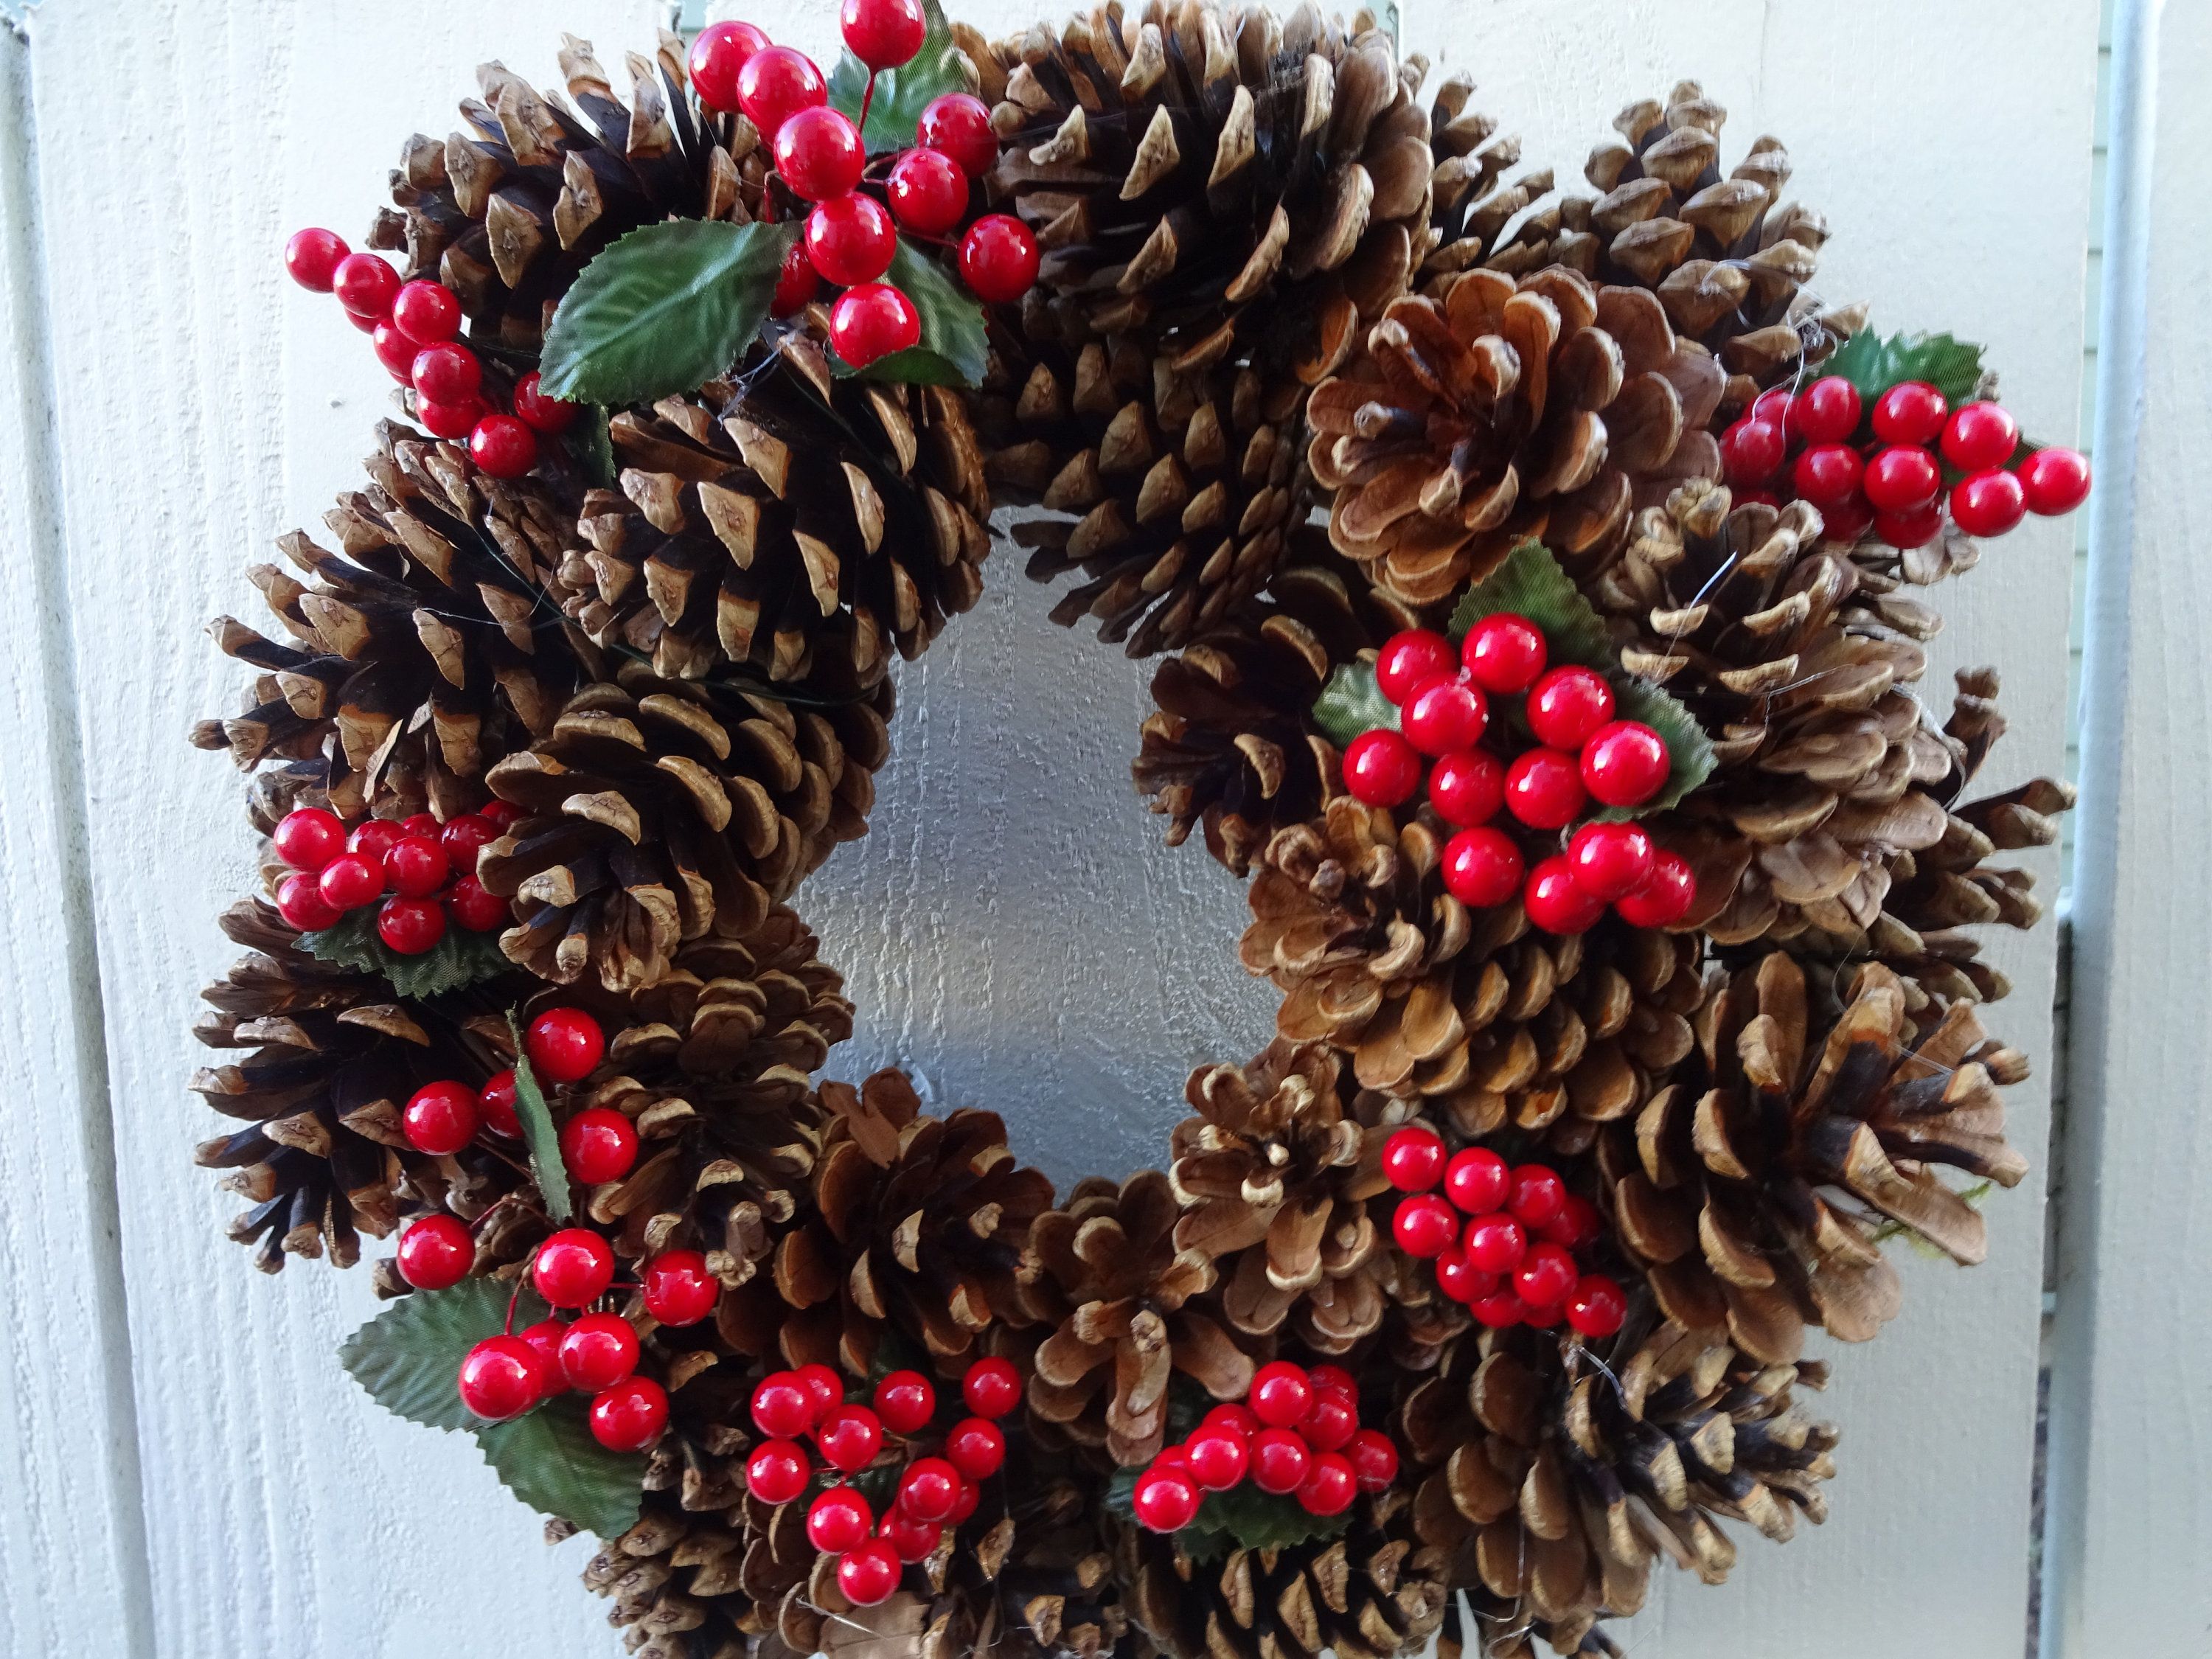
[1309,264,1728,607]
[192,420,593,827]
[476,662,892,993]
[1403,1321,1835,1643]
[192,897,530,1273]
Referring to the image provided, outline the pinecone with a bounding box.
[1603,953,2030,1360]
[1402,1321,1835,1641]
[585,1486,785,1658]
[192,420,591,825]
[560,334,995,692]
[475,662,892,992]
[191,897,528,1271]
[1025,1170,1255,1464]
[1307,265,1728,607]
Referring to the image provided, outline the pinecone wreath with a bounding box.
[189,6,2091,1658]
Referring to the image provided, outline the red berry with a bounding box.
[411,341,481,403]
[1874,500,1947,550]
[946,1417,1006,1480]
[560,1312,640,1392]
[285,227,349,291]
[1203,1402,1259,1437]
[371,319,422,380]
[1298,1388,1357,1453]
[1566,1274,1627,1338]
[1306,1364,1357,1402]
[1133,1464,1202,1531]
[390,279,461,346]
[1462,1213,1527,1274]
[317,851,384,911]
[1941,401,2020,471]
[763,240,817,321]
[1503,749,1585,830]
[469,415,538,480]
[527,1008,605,1083]
[829,281,921,368]
[917,93,998,180]
[1155,1446,1194,1475]
[1791,442,1864,509]
[899,1456,961,1522]
[1507,1166,1567,1229]
[1343,728,1422,809]
[745,1438,812,1503]
[1376,629,1457,703]
[1297,1450,1357,1517]
[755,1373,817,1439]
[841,0,927,69]
[1950,468,2027,538]
[377,897,445,955]
[433,813,494,872]
[1615,850,1696,928]
[532,1228,615,1307]
[962,1356,1022,1419]
[1719,418,1786,486]
[838,1540,902,1605]
[737,45,827,143]
[403,1079,478,1155]
[518,1318,567,1372]
[333,252,400,319]
[1470,1290,1526,1329]
[1442,1147,1509,1215]
[560,1107,639,1184]
[1872,380,1948,445]
[1432,1247,1498,1304]
[959,213,1040,304]
[1520,1298,1563,1329]
[450,881,507,939]
[1514,1241,1577,1308]
[2019,447,2092,515]
[1249,1428,1311,1495]
[1792,376,1863,444]
[818,1404,885,1472]
[1749,387,1794,429]
[1460,613,1548,692]
[689,21,769,111]
[1186,1427,1249,1490]
[809,1486,874,1552]
[479,798,521,832]
[869,1371,935,1435]
[415,395,484,440]
[1822,492,1875,546]
[1400,675,1486,756]
[773,105,865,201]
[642,1249,720,1326]
[945,1475,980,1526]
[274,872,342,932]
[1540,1193,1604,1251]
[400,813,440,839]
[1380,1126,1445,1192]
[887,146,969,235]
[1392,1193,1460,1258]
[383,832,449,899]
[396,1214,473,1289]
[1524,856,1605,935]
[350,821,403,860]
[499,375,572,437]
[1348,1429,1398,1492]
[880,1506,942,1562]
[1862,445,1941,513]
[274,807,347,872]
[476,1070,519,1137]
[459,1336,550,1422]
[1565,821,1654,902]
[1441,825,1526,908]
[1581,721,1670,808]
[1250,1360,1313,1428]
[1526,667,1614,750]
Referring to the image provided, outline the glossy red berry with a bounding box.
[274,807,347,872]
[285,227,349,291]
[560,1312,640,1392]
[879,1506,942,1562]
[753,1373,816,1439]
[946,1417,1006,1481]
[1297,1451,1357,1517]
[517,1319,567,1374]
[1719,418,1787,486]
[1874,499,1947,550]
[1443,1147,1509,1215]
[1186,1428,1249,1491]
[1526,667,1613,750]
[1400,675,1486,756]
[1462,1213,1527,1275]
[399,812,441,839]
[1792,376,1863,444]
[378,897,445,955]
[1581,721,1670,808]
[396,1213,473,1289]
[886,145,969,235]
[1565,821,1655,902]
[430,813,493,872]
[1748,386,1794,429]
[1539,1192,1603,1251]
[1863,444,1942,512]
[917,92,998,179]
[1433,1247,1498,1304]
[944,1474,980,1526]
[2019,446,2092,515]
[502,374,574,437]
[858,1371,929,1435]
[1950,467,2027,538]
[898,1456,961,1522]
[402,1080,477,1155]
[317,850,383,911]
[1441,826,1525,908]
[771,240,819,320]
[1470,1290,1526,1329]
[1204,1402,1259,1437]
[274,873,341,932]
[370,319,422,381]
[560,1107,639,1184]
[1523,856,1606,935]
[641,1249,719,1327]
[1941,401,2020,471]
[414,395,484,440]
[1823,492,1875,545]
[1872,380,1948,445]
[352,821,405,860]
[809,1486,874,1552]
[1393,1193,1460,1258]
[818,1403,885,1472]
[1615,850,1696,928]
[477,1071,519,1138]
[773,105,865,201]
[1458,612,1547,693]
[962,1356,1021,1419]
[390,279,461,346]
[1791,442,1864,509]
[1342,728,1422,809]
[1503,748,1585,830]
[736,45,827,142]
[1250,1360,1313,1428]
[745,1437,812,1503]
[469,415,538,480]
[1427,748,1503,826]
[532,1228,616,1307]
[841,0,927,68]
[449,880,507,938]
[1248,1428,1311,1495]
[527,1008,605,1083]
[333,252,400,319]
[382,833,448,899]
[1298,1388,1357,1453]
[1348,1428,1398,1492]
[688,21,769,111]
[838,1539,902,1605]
[1133,1464,1202,1531]
[959,214,1040,304]
[1514,1240,1577,1309]
[1566,1274,1627,1338]
[830,282,921,367]
[459,1336,550,1422]
[1376,629,1457,703]
[1381,1127,1444,1192]
[792,1363,844,1421]
[479,799,521,832]
[411,341,481,403]
[1506,1165,1567,1228]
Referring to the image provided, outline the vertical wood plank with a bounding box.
[2044,2,2212,1654]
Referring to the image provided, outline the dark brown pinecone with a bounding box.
[560,333,995,692]
[475,662,891,992]
[191,897,529,1272]
[1134,538,1418,873]
[1602,953,2030,1361]
[1025,1170,1255,1464]
[1124,1486,1451,1659]
[192,420,592,826]
[1402,1320,1835,1644]
[585,1456,788,1658]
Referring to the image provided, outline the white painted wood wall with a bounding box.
[4,0,2189,1655]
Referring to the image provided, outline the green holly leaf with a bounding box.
[1310,659,1402,748]
[1446,538,1613,668]
[1596,677,1717,821]
[504,1012,574,1223]
[827,0,970,154]
[476,1397,648,1540]
[300,909,512,998]
[339,1276,549,1435]
[567,403,618,489]
[832,238,989,389]
[539,220,799,405]
[1822,330,1988,411]
[840,345,972,386]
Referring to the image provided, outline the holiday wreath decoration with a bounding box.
[190,5,2090,1655]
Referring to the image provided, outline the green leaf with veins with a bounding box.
[1310,659,1402,748]
[827,0,971,153]
[340,1276,538,1434]
[1821,330,1989,411]
[476,1397,648,1540]
[504,1012,574,1223]
[300,908,512,998]
[1446,538,1613,666]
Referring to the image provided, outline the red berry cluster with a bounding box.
[1130,1361,1399,1533]
[740,1355,1023,1607]
[1381,1127,1626,1338]
[282,231,576,474]
[687,6,1037,369]
[269,803,523,954]
[1342,618,1694,935]
[1721,374,2093,548]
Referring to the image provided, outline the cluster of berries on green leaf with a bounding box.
[282,232,576,474]
[741,1355,1023,1606]
[1382,1127,1626,1338]
[689,0,1036,368]
[1131,1361,1399,1534]
[1721,373,2092,547]
[271,803,521,955]
[1343,617,1694,934]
